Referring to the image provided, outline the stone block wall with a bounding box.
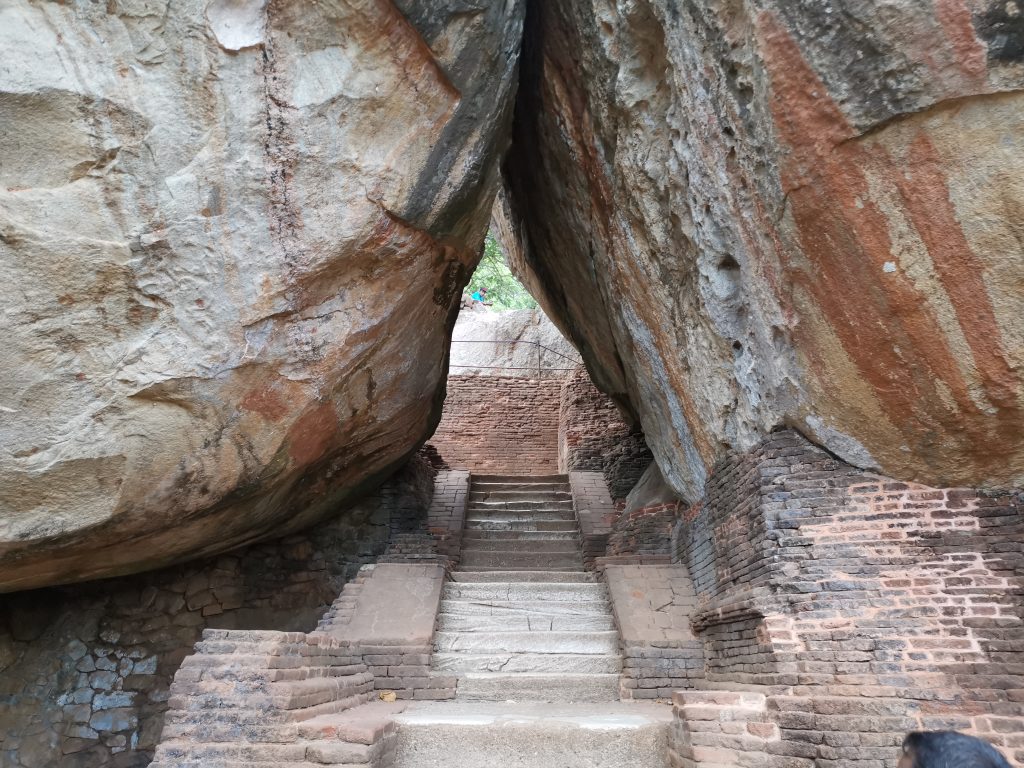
[670,430,1024,767]
[558,366,653,499]
[427,376,562,473]
[0,455,435,768]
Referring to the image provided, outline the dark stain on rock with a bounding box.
[974,1,1024,62]
[433,258,468,308]
[772,0,927,130]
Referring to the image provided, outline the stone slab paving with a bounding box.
[393,702,671,768]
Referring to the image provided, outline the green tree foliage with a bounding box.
[466,231,538,310]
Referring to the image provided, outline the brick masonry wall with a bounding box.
[569,471,617,569]
[427,376,562,474]
[0,455,435,768]
[606,501,681,558]
[558,366,652,499]
[671,430,1024,767]
[603,565,706,700]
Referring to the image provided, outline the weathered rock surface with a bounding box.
[505,0,1024,498]
[0,0,525,591]
[450,309,580,378]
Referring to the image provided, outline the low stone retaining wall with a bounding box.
[602,564,706,701]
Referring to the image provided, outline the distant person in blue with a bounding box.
[470,286,492,308]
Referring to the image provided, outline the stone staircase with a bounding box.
[393,474,670,767]
[152,474,671,767]
[430,473,622,702]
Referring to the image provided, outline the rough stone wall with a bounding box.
[427,376,562,474]
[671,430,1024,766]
[0,457,434,768]
[559,366,652,499]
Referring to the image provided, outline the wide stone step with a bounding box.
[462,530,578,541]
[460,538,579,553]
[468,500,574,511]
[457,565,585,573]
[443,582,605,602]
[393,701,671,767]
[470,486,571,497]
[459,551,583,569]
[470,491,572,503]
[449,570,596,583]
[432,652,623,674]
[466,511,575,522]
[471,474,569,483]
[437,613,616,632]
[453,674,623,703]
[440,600,609,617]
[465,519,578,532]
[434,631,619,655]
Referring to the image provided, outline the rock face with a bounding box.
[0,0,525,591]
[504,0,1024,499]
[449,308,580,378]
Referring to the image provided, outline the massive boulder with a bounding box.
[449,308,580,378]
[505,0,1024,499]
[0,0,525,591]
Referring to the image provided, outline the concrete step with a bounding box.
[461,530,578,540]
[471,474,569,483]
[392,702,671,767]
[449,570,596,583]
[438,612,616,632]
[453,673,623,703]
[432,652,623,674]
[459,551,583,569]
[460,538,579,553]
[443,582,605,602]
[440,600,609,618]
[434,631,619,655]
[465,519,578,532]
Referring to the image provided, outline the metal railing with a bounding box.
[449,339,582,378]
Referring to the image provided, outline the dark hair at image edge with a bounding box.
[902,731,1012,768]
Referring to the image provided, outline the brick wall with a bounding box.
[0,455,435,768]
[559,365,652,499]
[569,471,617,568]
[606,502,681,558]
[427,376,562,474]
[670,430,1024,767]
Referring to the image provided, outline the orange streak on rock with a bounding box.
[933,0,988,86]
[241,383,290,421]
[287,403,339,467]
[757,12,984,435]
[894,132,1019,410]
